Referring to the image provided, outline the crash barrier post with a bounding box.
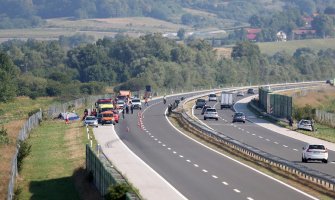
[86,145,140,199]
[7,111,43,200]
[174,81,335,194]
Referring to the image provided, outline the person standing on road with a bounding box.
[145,97,149,106]
[122,108,125,119]
[130,104,134,114]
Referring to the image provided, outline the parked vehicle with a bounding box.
[116,100,125,109]
[195,99,206,109]
[204,108,219,120]
[208,93,217,101]
[220,92,234,109]
[98,104,114,113]
[95,98,113,108]
[247,88,255,94]
[83,116,98,127]
[101,111,116,125]
[232,112,246,123]
[236,91,244,96]
[302,144,328,163]
[131,98,142,110]
[201,105,211,115]
[297,119,313,131]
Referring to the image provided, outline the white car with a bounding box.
[297,119,313,131]
[204,108,218,120]
[131,98,142,110]
[208,93,217,101]
[236,91,244,96]
[302,144,328,163]
[116,100,125,109]
[83,116,98,127]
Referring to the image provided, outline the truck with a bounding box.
[118,90,131,101]
[220,92,234,109]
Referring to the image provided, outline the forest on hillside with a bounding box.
[1,0,335,29]
[0,34,334,103]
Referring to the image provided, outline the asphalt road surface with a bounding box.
[113,91,318,200]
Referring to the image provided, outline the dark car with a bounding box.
[195,99,206,109]
[233,112,246,123]
[201,105,211,115]
[247,88,255,94]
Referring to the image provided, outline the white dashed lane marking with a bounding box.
[222,182,229,186]
[212,175,218,179]
[167,148,171,150]
[234,189,241,193]
[293,149,298,151]
[283,145,288,148]
[179,155,184,158]
[173,151,177,154]
[202,169,208,173]
[194,164,199,167]
[258,136,263,139]
[266,139,270,141]
[252,134,256,136]
[186,160,191,163]
[274,142,279,144]
[247,197,254,200]
[162,144,166,147]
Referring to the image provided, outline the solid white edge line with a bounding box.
[165,108,319,200]
[111,126,188,200]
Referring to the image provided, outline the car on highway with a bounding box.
[131,98,142,110]
[83,116,98,127]
[232,112,246,123]
[302,144,328,163]
[116,100,125,109]
[208,93,217,101]
[297,119,313,131]
[195,99,206,109]
[204,108,219,120]
[236,91,244,96]
[201,105,211,115]
[247,88,255,94]
[101,110,116,125]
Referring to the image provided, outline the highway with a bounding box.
[192,88,335,177]
[113,90,319,200]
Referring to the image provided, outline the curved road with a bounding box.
[114,92,318,200]
[193,88,335,177]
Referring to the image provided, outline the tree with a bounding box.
[311,14,334,38]
[0,52,18,102]
[177,28,186,40]
[231,41,261,60]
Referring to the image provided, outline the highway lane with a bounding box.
[193,90,335,177]
[114,95,317,200]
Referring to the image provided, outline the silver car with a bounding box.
[297,119,313,131]
[302,144,328,163]
[204,108,218,120]
[83,116,98,127]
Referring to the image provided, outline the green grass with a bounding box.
[17,120,87,200]
[258,38,335,56]
[0,97,56,125]
[296,123,335,143]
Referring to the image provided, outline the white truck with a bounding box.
[220,92,234,109]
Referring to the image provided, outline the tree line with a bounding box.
[0,34,334,102]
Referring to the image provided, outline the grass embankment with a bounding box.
[16,119,101,200]
[0,97,55,200]
[258,38,335,56]
[281,86,335,143]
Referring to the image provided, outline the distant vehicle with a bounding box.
[195,99,206,109]
[116,100,125,109]
[201,105,211,115]
[208,93,217,101]
[326,80,331,84]
[131,98,142,110]
[95,98,112,108]
[302,144,328,163]
[247,88,255,94]
[232,112,246,123]
[220,92,234,109]
[101,111,116,125]
[83,116,98,127]
[204,108,219,120]
[98,104,114,113]
[297,119,313,131]
[236,91,244,96]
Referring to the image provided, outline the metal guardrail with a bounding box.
[174,81,335,193]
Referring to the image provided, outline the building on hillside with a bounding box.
[302,16,314,28]
[292,29,316,40]
[245,28,262,42]
[276,31,287,42]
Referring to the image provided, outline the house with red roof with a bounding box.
[245,28,262,41]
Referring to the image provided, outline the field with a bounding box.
[0,97,56,200]
[257,38,335,56]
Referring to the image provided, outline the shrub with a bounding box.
[104,183,132,200]
[293,104,315,120]
[17,140,32,172]
[0,126,9,144]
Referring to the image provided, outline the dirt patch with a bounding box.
[0,119,26,200]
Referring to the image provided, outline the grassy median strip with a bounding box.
[16,119,100,200]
